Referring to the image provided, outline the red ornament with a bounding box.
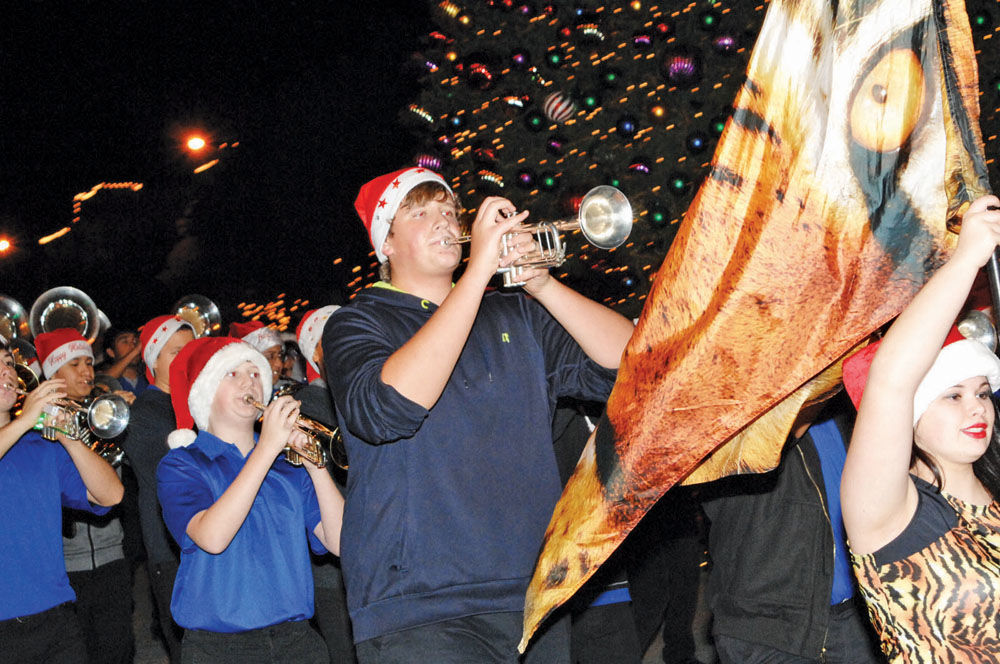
[542,91,577,123]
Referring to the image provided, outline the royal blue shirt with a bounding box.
[0,432,110,620]
[809,418,854,605]
[157,431,326,632]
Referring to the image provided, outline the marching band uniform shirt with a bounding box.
[0,431,111,620]
[324,283,617,643]
[157,431,326,632]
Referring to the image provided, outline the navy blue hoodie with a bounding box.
[323,283,617,642]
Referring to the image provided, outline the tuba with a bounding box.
[29,287,101,343]
[0,294,30,343]
[173,294,222,338]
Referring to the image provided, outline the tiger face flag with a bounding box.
[521,0,990,650]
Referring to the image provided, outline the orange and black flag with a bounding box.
[521,0,991,650]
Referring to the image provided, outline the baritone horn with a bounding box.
[243,395,346,469]
[444,185,633,287]
[29,287,101,343]
[173,294,222,338]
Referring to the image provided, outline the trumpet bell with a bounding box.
[30,287,101,343]
[577,185,633,250]
[86,394,130,439]
[173,294,222,338]
[0,294,30,343]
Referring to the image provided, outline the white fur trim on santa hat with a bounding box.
[42,340,93,378]
[299,305,340,375]
[242,326,283,353]
[187,342,273,432]
[167,429,198,449]
[913,338,1000,426]
[371,170,452,263]
[144,317,193,376]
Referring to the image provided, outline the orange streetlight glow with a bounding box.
[0,238,10,253]
[186,136,207,151]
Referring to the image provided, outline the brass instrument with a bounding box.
[5,368,129,465]
[0,294,30,343]
[29,286,101,343]
[958,309,998,352]
[444,185,634,287]
[173,294,222,338]
[243,394,346,469]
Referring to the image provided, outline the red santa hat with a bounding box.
[844,326,1000,426]
[35,328,93,378]
[166,336,273,448]
[140,315,195,383]
[229,320,283,353]
[296,305,340,382]
[354,167,453,263]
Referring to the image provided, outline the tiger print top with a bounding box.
[852,476,1000,663]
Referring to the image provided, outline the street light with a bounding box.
[186,135,207,151]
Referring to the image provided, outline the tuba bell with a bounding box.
[173,294,222,338]
[29,287,101,343]
[0,294,30,344]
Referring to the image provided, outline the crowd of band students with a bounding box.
[2,170,1000,664]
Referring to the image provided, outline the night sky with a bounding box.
[1,1,430,327]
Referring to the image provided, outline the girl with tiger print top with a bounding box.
[840,195,1000,663]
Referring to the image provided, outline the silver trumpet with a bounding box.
[243,395,336,468]
[443,185,633,287]
[3,377,129,466]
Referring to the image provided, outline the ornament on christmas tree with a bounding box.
[668,172,689,196]
[662,48,701,85]
[546,134,568,155]
[540,171,559,190]
[509,49,531,68]
[628,156,651,174]
[616,114,638,138]
[710,115,728,136]
[971,10,992,30]
[712,34,738,54]
[580,90,600,110]
[599,67,622,88]
[653,21,672,39]
[448,114,465,129]
[524,111,546,131]
[545,50,564,68]
[575,21,605,43]
[477,169,504,189]
[685,131,709,153]
[500,93,531,116]
[465,54,497,90]
[699,11,721,30]
[473,142,498,164]
[415,153,444,171]
[648,102,667,123]
[647,203,670,228]
[516,169,536,189]
[543,91,577,123]
[632,30,654,49]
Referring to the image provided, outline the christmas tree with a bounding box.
[401,0,1000,319]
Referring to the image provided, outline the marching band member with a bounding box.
[119,314,196,663]
[157,337,344,663]
[229,320,287,389]
[0,340,124,664]
[296,305,357,663]
[324,168,633,662]
[35,328,135,663]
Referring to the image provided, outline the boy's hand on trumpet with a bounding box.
[467,196,529,281]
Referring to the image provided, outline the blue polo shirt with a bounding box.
[0,432,111,620]
[157,431,326,632]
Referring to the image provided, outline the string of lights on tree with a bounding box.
[391,0,1000,319]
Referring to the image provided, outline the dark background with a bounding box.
[1,1,430,327]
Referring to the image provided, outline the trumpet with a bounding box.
[243,395,342,468]
[3,379,129,465]
[443,185,633,287]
